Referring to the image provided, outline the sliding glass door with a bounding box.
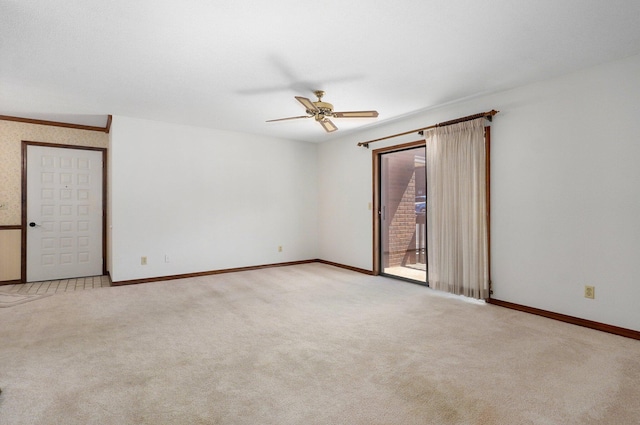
[379,146,427,284]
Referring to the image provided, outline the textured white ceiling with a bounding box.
[2,0,640,142]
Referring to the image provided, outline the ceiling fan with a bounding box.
[266,90,379,133]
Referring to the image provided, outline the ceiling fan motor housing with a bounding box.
[310,101,333,120]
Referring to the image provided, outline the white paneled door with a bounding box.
[26,145,104,282]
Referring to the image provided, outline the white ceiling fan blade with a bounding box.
[295,96,319,112]
[319,119,338,133]
[332,110,379,118]
[266,115,311,122]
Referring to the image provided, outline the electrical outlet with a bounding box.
[278,246,283,252]
[584,285,595,299]
[164,255,170,263]
[141,256,147,265]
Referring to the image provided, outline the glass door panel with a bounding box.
[380,146,427,284]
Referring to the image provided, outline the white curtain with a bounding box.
[424,118,489,299]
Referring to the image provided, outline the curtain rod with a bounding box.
[357,109,499,148]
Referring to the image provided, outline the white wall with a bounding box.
[109,116,318,282]
[318,53,640,331]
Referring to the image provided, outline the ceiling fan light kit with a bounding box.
[267,90,379,133]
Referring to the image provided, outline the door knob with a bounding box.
[29,222,37,227]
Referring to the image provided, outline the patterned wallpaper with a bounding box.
[0,120,109,225]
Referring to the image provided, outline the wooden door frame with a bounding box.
[21,141,108,282]
[371,140,426,276]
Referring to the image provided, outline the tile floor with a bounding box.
[0,275,111,295]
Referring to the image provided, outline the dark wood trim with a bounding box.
[485,126,492,294]
[21,142,27,281]
[487,298,640,341]
[315,259,374,275]
[372,140,426,155]
[21,141,108,283]
[112,259,374,286]
[0,225,22,230]
[0,279,22,286]
[21,140,106,151]
[0,115,110,133]
[372,148,380,275]
[102,150,108,275]
[105,115,113,134]
[111,259,319,286]
[371,140,426,276]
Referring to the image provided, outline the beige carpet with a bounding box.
[0,263,638,424]
[0,291,53,308]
